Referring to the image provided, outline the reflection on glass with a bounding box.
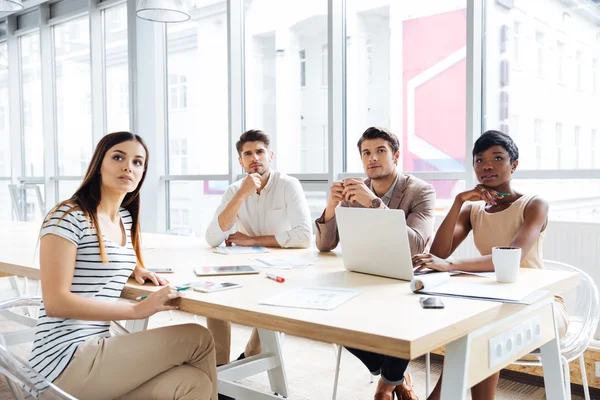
[0,42,9,178]
[245,0,328,173]
[104,4,130,133]
[484,1,600,170]
[166,1,228,175]
[20,33,44,177]
[168,181,227,233]
[54,17,93,176]
[346,1,467,173]
[513,180,600,222]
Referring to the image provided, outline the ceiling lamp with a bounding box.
[0,0,24,12]
[136,0,190,23]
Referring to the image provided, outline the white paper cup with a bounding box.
[492,246,521,283]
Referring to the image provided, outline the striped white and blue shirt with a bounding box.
[29,204,137,383]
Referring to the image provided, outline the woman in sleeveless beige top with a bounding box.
[412,131,568,400]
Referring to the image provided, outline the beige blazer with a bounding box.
[314,174,436,255]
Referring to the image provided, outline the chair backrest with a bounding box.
[0,297,77,400]
[543,260,600,361]
[0,343,77,400]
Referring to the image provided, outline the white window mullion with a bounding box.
[328,0,345,186]
[89,0,106,145]
[227,0,245,184]
[6,16,23,186]
[39,4,58,206]
[466,0,483,190]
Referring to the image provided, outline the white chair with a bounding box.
[0,296,77,400]
[421,260,599,400]
[512,260,599,400]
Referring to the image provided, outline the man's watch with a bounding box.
[371,198,382,208]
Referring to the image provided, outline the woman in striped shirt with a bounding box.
[33,132,217,400]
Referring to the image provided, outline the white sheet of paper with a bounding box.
[259,287,362,311]
[418,281,548,304]
[448,271,497,278]
[251,255,320,269]
[213,246,268,255]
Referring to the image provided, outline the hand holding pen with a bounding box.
[457,185,507,205]
[132,285,185,319]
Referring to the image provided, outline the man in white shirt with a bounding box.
[205,129,312,369]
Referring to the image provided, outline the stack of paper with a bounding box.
[410,273,548,304]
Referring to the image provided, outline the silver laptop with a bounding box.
[336,207,415,281]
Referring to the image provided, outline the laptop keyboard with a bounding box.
[414,269,441,276]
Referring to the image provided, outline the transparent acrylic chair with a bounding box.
[420,260,599,399]
[0,297,77,400]
[511,260,599,400]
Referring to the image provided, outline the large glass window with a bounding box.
[20,33,44,177]
[245,0,328,174]
[0,183,11,220]
[168,181,227,233]
[346,1,467,173]
[104,4,129,132]
[58,180,81,201]
[485,0,600,222]
[514,180,600,222]
[0,41,9,178]
[165,1,228,176]
[54,16,93,176]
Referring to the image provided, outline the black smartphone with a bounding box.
[419,296,445,309]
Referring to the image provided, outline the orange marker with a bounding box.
[266,273,285,283]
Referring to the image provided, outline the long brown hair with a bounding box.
[43,132,149,266]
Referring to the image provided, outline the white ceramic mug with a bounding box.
[492,246,521,283]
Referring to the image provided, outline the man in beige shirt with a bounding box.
[315,127,435,400]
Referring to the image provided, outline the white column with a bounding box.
[39,5,58,206]
[274,29,301,172]
[345,6,368,170]
[228,0,246,182]
[129,0,167,233]
[89,0,106,146]
[6,16,23,185]
[328,0,345,182]
[389,3,404,169]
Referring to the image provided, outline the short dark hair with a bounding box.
[357,127,400,154]
[473,130,519,163]
[236,129,270,155]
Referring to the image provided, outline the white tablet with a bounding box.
[191,281,243,293]
[194,265,260,277]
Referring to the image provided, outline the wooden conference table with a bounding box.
[0,221,579,399]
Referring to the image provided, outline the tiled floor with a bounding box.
[0,307,585,400]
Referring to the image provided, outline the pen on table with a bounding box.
[135,286,190,301]
[266,273,285,283]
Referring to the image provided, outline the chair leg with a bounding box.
[560,355,571,400]
[332,344,342,400]
[579,354,590,400]
[425,352,431,397]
